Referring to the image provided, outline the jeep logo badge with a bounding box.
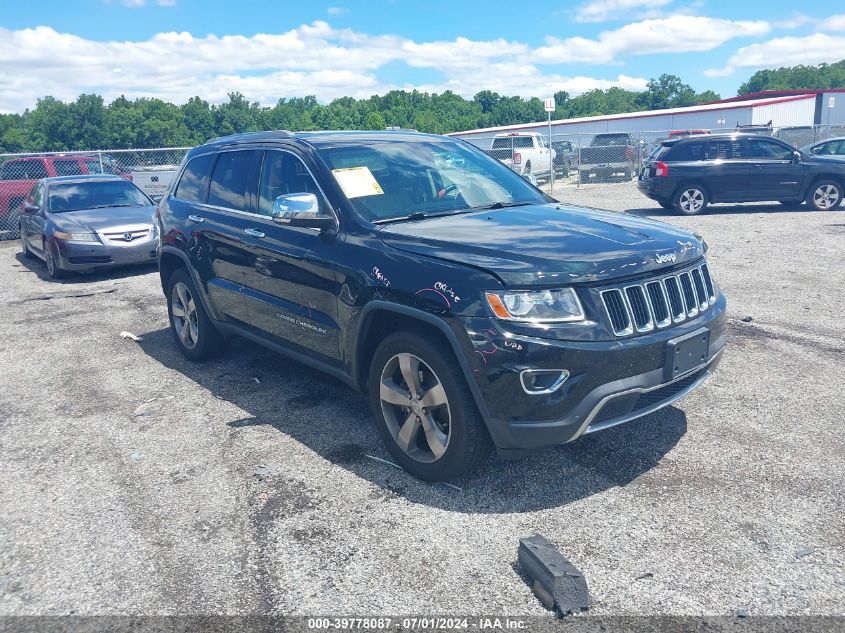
[655,252,676,264]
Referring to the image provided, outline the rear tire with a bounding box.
[368,331,492,481]
[673,184,708,215]
[166,268,226,361]
[806,180,843,211]
[524,161,532,175]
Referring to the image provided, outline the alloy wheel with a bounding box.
[45,244,55,275]
[679,188,704,214]
[813,184,839,210]
[171,281,199,349]
[379,352,451,463]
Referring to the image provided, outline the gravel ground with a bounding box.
[0,183,843,618]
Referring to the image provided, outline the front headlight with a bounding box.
[485,288,585,322]
[53,231,98,243]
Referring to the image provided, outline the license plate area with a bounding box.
[665,328,710,381]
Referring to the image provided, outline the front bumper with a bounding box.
[461,293,727,451]
[53,236,159,271]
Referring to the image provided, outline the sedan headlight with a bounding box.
[485,288,585,322]
[53,231,99,243]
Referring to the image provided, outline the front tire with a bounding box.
[524,161,532,176]
[673,184,708,215]
[43,239,65,279]
[20,225,34,259]
[806,180,843,211]
[166,268,226,361]
[368,331,492,481]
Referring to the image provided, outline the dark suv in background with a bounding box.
[156,130,726,481]
[638,133,845,214]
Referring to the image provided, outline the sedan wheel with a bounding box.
[809,182,842,210]
[43,241,64,279]
[171,281,199,349]
[379,352,451,463]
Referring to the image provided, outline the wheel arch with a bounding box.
[805,174,845,196]
[158,245,221,321]
[353,301,494,425]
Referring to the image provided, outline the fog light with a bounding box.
[520,369,570,395]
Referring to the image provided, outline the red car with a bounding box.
[0,154,128,230]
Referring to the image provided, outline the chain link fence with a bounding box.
[459,123,845,197]
[2,123,845,241]
[0,148,189,240]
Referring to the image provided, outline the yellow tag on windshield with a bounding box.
[332,166,384,198]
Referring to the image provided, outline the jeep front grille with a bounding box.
[600,262,716,337]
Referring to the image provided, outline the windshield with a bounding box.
[48,180,152,213]
[316,138,549,223]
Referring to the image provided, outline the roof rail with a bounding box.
[205,130,294,145]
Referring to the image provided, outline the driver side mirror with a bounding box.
[21,202,38,214]
[271,193,336,230]
[793,150,802,163]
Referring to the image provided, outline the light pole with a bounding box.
[544,97,556,192]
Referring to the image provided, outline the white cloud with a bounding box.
[704,32,845,77]
[819,14,845,31]
[0,22,651,113]
[535,15,770,64]
[327,7,347,16]
[573,0,674,23]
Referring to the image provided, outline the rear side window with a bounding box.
[666,142,705,161]
[512,137,533,148]
[53,159,84,176]
[708,139,745,160]
[207,150,260,211]
[174,154,215,203]
[1,160,48,180]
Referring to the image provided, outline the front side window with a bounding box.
[207,150,259,211]
[748,139,792,160]
[316,138,548,223]
[54,159,85,177]
[258,151,326,217]
[174,154,215,203]
[48,181,152,213]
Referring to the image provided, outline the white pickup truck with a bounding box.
[489,133,555,177]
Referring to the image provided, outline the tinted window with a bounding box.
[666,142,705,161]
[258,151,326,217]
[708,139,745,160]
[54,159,85,176]
[174,154,215,203]
[512,137,533,148]
[1,160,48,180]
[748,139,792,160]
[207,150,259,211]
[594,134,631,146]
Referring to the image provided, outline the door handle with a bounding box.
[244,228,265,238]
[187,214,205,223]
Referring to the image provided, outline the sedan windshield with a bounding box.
[48,180,151,213]
[316,138,549,223]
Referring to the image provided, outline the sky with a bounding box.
[1,0,844,113]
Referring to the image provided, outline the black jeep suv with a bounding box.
[156,130,726,481]
[638,133,845,214]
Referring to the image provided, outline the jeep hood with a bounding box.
[378,203,705,286]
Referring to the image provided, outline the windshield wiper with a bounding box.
[373,209,477,225]
[469,201,532,211]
